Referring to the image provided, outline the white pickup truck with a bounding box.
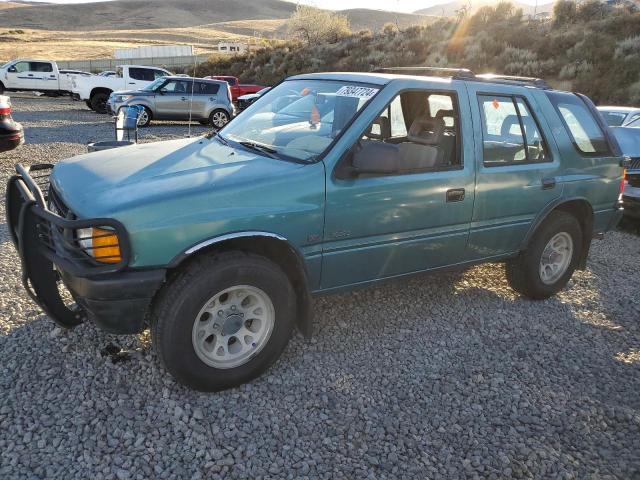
[71,64,172,113]
[0,59,73,96]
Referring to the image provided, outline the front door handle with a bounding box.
[542,177,556,190]
[180,97,187,101]
[446,188,465,202]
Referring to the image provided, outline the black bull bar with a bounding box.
[5,163,130,328]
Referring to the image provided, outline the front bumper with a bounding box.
[59,268,165,333]
[6,164,165,334]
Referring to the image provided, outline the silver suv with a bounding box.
[107,76,234,128]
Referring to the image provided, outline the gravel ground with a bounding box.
[1,95,640,480]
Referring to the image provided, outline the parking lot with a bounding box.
[1,95,639,479]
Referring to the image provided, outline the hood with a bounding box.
[611,126,640,158]
[50,136,305,218]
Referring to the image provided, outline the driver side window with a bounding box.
[358,90,462,174]
[12,62,29,73]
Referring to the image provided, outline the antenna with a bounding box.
[187,47,198,138]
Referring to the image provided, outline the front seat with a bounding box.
[398,116,445,170]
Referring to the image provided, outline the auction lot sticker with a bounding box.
[336,86,379,99]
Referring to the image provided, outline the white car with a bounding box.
[0,59,69,95]
[71,65,172,113]
[597,106,640,127]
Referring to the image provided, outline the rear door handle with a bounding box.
[27,74,34,77]
[446,188,465,202]
[180,97,187,101]
[542,177,556,190]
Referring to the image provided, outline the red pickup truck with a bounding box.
[205,75,264,102]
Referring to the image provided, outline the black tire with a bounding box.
[90,92,109,114]
[209,109,230,129]
[85,100,93,110]
[506,211,582,300]
[0,82,5,94]
[151,251,296,392]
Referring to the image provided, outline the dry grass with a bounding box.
[0,2,27,11]
[0,19,286,61]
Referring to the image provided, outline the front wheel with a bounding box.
[135,106,152,127]
[209,109,230,129]
[506,211,582,299]
[151,252,296,391]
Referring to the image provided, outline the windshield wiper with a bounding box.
[238,141,279,159]
[205,129,229,146]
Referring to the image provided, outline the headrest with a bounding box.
[365,116,391,140]
[408,116,445,145]
[435,109,455,120]
[501,115,521,137]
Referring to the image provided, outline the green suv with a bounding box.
[6,68,625,391]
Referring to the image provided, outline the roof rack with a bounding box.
[372,67,476,80]
[474,73,551,89]
[371,66,551,89]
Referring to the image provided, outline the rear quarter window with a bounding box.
[546,91,610,156]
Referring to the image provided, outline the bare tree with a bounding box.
[287,5,351,45]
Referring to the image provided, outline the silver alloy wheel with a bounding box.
[211,111,229,128]
[192,285,275,369]
[137,108,149,126]
[539,232,573,285]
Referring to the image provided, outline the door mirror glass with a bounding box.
[7,66,16,73]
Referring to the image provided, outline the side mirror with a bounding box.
[7,66,16,73]
[158,88,167,95]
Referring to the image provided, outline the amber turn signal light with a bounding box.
[91,227,122,264]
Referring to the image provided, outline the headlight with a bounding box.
[115,95,133,103]
[76,227,122,264]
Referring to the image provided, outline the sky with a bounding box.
[5,0,555,12]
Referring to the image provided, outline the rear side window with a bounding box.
[600,111,628,127]
[198,82,220,95]
[30,62,53,72]
[478,94,550,166]
[547,91,610,155]
[129,68,155,81]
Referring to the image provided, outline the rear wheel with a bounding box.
[90,92,109,114]
[209,109,230,129]
[506,211,582,299]
[151,252,296,391]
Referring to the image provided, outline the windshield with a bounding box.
[143,78,167,91]
[220,79,379,162]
